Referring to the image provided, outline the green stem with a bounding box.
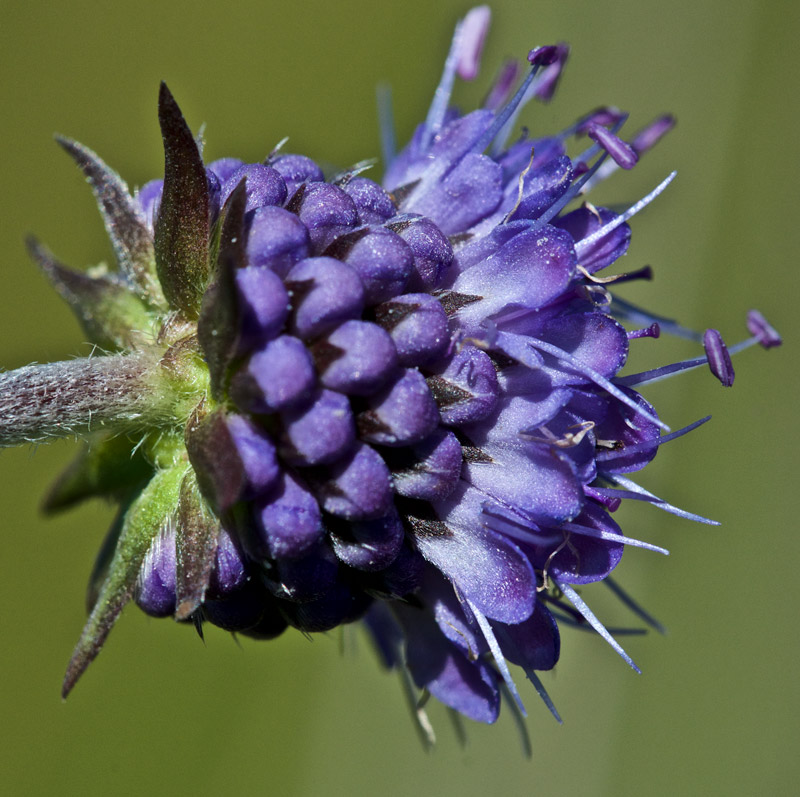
[0,350,201,447]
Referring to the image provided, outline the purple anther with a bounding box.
[586,123,638,170]
[575,107,625,135]
[483,59,520,112]
[457,6,491,81]
[631,115,676,155]
[527,45,560,67]
[533,43,569,102]
[628,323,661,340]
[746,309,782,349]
[703,328,735,387]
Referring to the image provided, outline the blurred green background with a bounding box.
[0,1,796,794]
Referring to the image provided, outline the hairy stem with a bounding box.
[0,351,197,447]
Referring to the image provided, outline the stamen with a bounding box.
[540,534,573,591]
[604,576,667,635]
[474,53,554,155]
[599,473,720,525]
[397,663,437,750]
[627,323,660,340]
[421,14,466,149]
[703,328,735,387]
[746,309,782,349]
[521,420,595,448]
[522,669,562,724]
[555,581,641,672]
[584,283,612,307]
[611,265,654,285]
[267,136,290,159]
[580,115,675,192]
[611,296,702,342]
[545,603,647,637]
[561,521,670,555]
[496,331,670,431]
[570,113,628,172]
[465,597,527,716]
[575,171,677,255]
[595,415,711,462]
[618,322,759,389]
[456,6,491,80]
[578,264,652,287]
[534,149,614,225]
[495,625,563,724]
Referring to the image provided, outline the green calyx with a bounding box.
[62,461,190,698]
[2,83,253,696]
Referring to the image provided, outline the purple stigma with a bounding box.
[586,122,638,170]
[703,328,735,387]
[746,309,782,349]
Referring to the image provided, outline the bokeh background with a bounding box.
[0,1,796,794]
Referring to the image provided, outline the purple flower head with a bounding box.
[2,6,781,742]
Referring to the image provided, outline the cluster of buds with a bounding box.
[0,7,779,734]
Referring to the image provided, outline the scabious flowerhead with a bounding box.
[1,6,780,735]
